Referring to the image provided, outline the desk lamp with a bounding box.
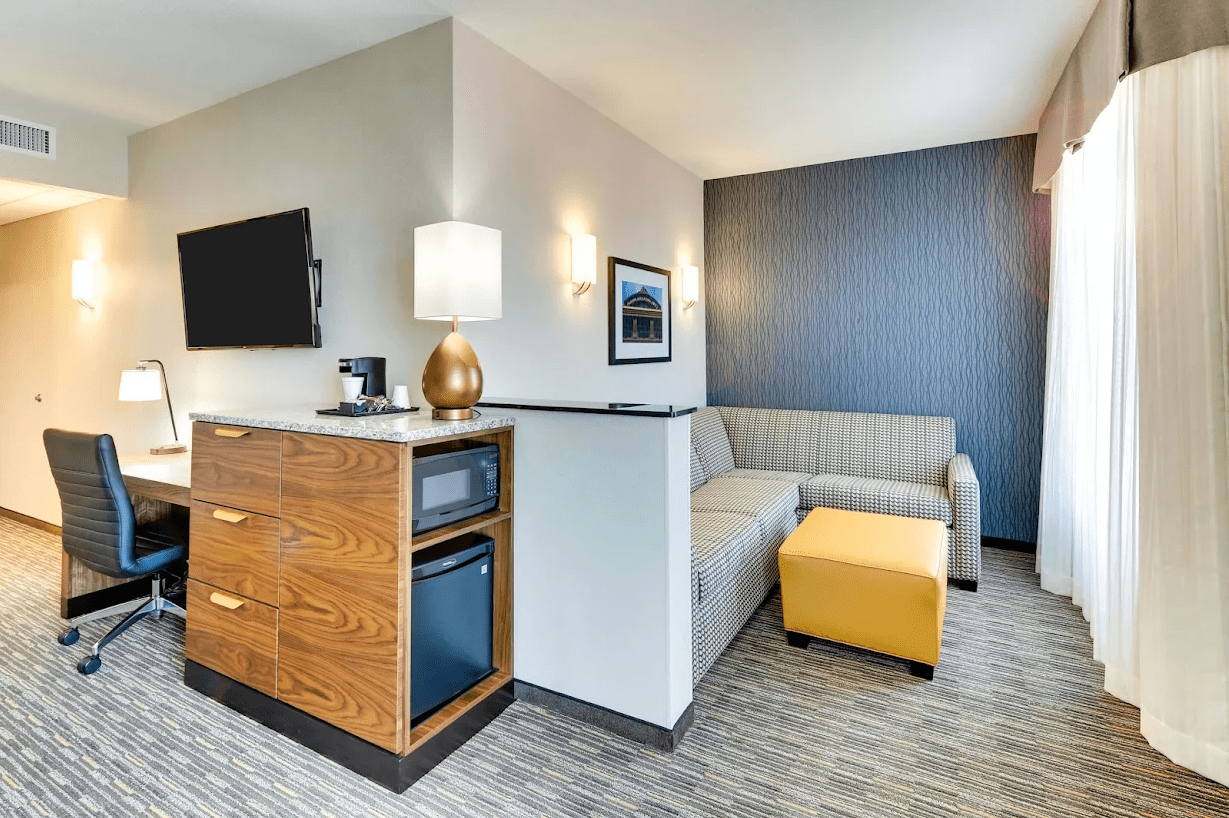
[119,360,186,455]
[414,221,502,420]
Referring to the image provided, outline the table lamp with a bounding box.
[414,221,502,420]
[119,360,186,455]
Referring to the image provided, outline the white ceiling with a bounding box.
[0,177,109,226]
[433,0,1098,179]
[0,0,1095,180]
[0,0,447,129]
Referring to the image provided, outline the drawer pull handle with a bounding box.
[211,509,248,524]
[214,428,250,438]
[209,592,245,610]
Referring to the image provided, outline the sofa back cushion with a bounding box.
[691,407,735,476]
[715,407,823,474]
[716,406,955,487]
[813,412,955,486]
[690,444,708,491]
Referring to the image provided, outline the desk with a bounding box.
[59,452,192,618]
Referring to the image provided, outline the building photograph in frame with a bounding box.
[608,257,672,365]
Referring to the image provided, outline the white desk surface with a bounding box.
[119,452,192,489]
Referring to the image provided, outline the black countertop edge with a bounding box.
[476,398,698,418]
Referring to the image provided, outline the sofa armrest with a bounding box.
[946,453,981,585]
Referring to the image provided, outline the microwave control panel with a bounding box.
[485,462,498,497]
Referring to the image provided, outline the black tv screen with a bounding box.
[178,208,320,349]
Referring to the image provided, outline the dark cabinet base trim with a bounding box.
[514,680,693,752]
[184,660,514,793]
[61,578,149,619]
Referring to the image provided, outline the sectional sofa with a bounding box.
[689,406,980,683]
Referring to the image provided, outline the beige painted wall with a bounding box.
[451,22,706,406]
[0,20,455,523]
[0,19,705,525]
[0,88,135,197]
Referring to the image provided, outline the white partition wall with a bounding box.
[486,408,693,730]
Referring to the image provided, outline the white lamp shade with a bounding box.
[682,265,699,308]
[571,233,597,292]
[414,221,502,321]
[72,259,95,306]
[118,368,162,402]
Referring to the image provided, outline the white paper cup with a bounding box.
[341,376,364,401]
[391,385,410,409]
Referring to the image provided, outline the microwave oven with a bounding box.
[412,443,500,534]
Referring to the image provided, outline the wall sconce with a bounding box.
[571,233,596,294]
[681,265,699,310]
[72,259,96,309]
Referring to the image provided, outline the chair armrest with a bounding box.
[947,453,979,495]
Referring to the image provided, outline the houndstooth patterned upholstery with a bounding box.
[690,444,708,492]
[691,407,735,476]
[715,407,821,474]
[691,510,760,608]
[689,406,980,682]
[947,453,981,584]
[690,507,784,683]
[798,474,953,525]
[722,468,814,485]
[691,477,799,548]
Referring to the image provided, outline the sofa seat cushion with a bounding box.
[723,468,814,485]
[799,473,952,525]
[691,476,799,547]
[691,510,761,606]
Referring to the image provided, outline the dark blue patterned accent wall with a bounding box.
[704,135,1049,543]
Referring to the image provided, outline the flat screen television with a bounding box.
[178,208,321,349]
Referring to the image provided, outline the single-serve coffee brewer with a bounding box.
[339,357,387,398]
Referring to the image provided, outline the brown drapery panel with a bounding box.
[1032,0,1229,192]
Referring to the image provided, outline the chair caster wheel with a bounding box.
[58,628,80,646]
[77,655,101,675]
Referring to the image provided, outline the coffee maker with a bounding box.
[339,357,387,398]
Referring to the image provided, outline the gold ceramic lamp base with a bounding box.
[422,330,483,420]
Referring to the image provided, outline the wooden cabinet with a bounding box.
[185,579,278,696]
[190,423,282,517]
[188,500,280,606]
[278,433,407,752]
[184,420,514,780]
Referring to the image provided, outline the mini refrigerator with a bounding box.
[410,533,495,722]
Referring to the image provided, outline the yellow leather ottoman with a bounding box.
[779,507,947,679]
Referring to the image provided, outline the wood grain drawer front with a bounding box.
[191,423,281,517]
[185,579,277,697]
[189,501,280,607]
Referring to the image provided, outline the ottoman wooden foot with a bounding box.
[909,661,934,680]
[786,631,811,650]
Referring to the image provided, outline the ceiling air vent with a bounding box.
[0,115,56,159]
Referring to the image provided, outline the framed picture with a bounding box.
[608,257,672,365]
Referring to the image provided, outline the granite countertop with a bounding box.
[189,405,514,443]
[477,397,698,418]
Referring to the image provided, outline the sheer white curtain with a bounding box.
[1134,44,1229,788]
[1036,78,1140,705]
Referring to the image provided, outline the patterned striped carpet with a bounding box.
[1,515,1226,817]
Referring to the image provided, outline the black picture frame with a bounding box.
[608,257,672,365]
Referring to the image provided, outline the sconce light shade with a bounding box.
[72,260,95,309]
[118,367,162,402]
[414,221,502,321]
[571,233,596,295]
[682,265,699,310]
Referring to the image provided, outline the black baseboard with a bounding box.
[184,660,514,793]
[514,680,693,752]
[982,536,1036,554]
[61,579,149,619]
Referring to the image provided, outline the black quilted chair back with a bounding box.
[42,429,135,578]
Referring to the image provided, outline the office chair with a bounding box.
[43,429,187,675]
